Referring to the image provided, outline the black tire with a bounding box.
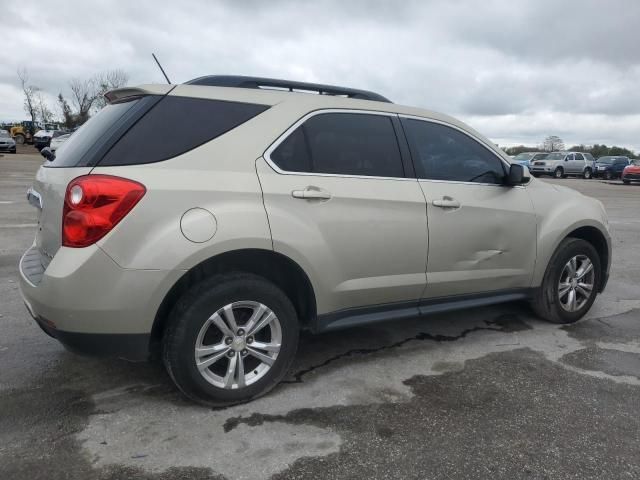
[531,238,601,324]
[554,167,564,179]
[163,273,299,406]
[14,134,25,145]
[583,168,592,179]
[623,179,631,184]
[604,170,612,180]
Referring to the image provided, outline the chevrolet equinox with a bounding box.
[20,76,611,406]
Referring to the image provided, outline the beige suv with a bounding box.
[20,76,611,406]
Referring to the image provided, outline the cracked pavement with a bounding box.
[1,154,639,479]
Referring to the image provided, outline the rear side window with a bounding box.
[402,119,506,184]
[270,113,404,178]
[100,97,269,166]
[575,153,584,160]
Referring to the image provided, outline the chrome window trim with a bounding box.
[398,113,523,186]
[262,108,415,182]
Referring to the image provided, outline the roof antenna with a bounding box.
[152,53,171,84]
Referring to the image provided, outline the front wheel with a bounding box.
[604,170,613,180]
[583,168,592,179]
[554,167,564,179]
[163,273,299,406]
[531,238,601,324]
[14,134,25,145]
[623,179,631,184]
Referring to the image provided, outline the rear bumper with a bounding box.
[19,244,183,361]
[27,308,150,360]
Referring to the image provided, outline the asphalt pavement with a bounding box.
[1,151,639,479]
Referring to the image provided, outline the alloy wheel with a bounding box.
[194,301,282,389]
[557,255,595,312]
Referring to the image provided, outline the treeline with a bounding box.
[17,68,128,130]
[504,144,636,158]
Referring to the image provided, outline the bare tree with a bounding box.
[543,135,565,152]
[17,68,39,129]
[69,78,98,124]
[57,93,75,129]
[36,92,55,124]
[93,69,129,109]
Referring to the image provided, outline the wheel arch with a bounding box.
[565,225,610,292]
[150,248,317,354]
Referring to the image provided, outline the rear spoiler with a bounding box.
[104,84,175,104]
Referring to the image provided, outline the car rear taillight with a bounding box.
[62,175,146,248]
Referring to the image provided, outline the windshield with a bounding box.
[513,153,534,161]
[0,130,9,137]
[597,157,617,164]
[546,153,565,160]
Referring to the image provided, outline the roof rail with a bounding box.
[184,75,392,103]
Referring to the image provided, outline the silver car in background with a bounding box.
[529,151,596,179]
[0,129,17,154]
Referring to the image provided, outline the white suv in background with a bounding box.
[529,151,596,179]
[20,76,611,406]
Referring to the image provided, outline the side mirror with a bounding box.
[506,163,528,186]
[40,146,55,162]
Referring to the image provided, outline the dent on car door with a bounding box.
[400,117,537,299]
[257,111,428,315]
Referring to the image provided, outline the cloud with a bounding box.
[1,0,639,151]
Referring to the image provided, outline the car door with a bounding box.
[572,153,586,174]
[564,153,576,173]
[257,110,428,316]
[615,159,628,176]
[400,117,537,299]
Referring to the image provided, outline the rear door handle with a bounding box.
[432,196,460,209]
[291,187,332,200]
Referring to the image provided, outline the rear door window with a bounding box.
[270,112,405,178]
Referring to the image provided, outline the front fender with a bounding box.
[528,181,611,287]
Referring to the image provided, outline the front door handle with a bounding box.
[291,187,332,200]
[432,196,460,209]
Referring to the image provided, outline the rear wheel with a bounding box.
[531,238,600,324]
[583,168,592,179]
[554,167,564,179]
[14,134,25,145]
[163,273,299,406]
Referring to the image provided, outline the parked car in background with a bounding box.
[511,152,548,168]
[621,160,640,184]
[19,75,611,406]
[49,132,71,152]
[33,128,65,151]
[529,151,595,179]
[0,129,17,153]
[594,156,630,180]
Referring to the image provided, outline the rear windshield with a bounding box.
[47,95,269,168]
[48,97,152,167]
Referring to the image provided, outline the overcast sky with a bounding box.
[2,0,639,150]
